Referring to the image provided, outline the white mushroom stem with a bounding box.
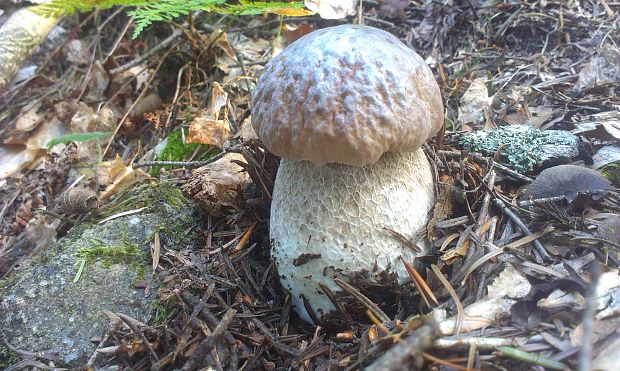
[270,149,435,323]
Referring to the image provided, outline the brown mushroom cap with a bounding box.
[251,24,444,166]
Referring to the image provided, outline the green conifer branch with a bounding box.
[33,0,306,38]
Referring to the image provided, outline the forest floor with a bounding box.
[1,0,619,369]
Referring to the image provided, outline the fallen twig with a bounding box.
[366,321,440,371]
[182,307,237,371]
[133,144,243,168]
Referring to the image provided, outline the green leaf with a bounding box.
[46,131,113,150]
[497,346,567,370]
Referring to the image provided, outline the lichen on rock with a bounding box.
[459,125,580,172]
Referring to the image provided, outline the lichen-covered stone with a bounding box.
[0,184,195,367]
[459,125,580,173]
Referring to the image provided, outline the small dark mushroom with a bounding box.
[522,164,612,204]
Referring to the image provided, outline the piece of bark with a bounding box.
[366,321,440,371]
[183,152,249,216]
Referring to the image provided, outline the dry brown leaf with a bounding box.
[207,30,236,59]
[436,264,530,335]
[427,178,453,241]
[273,23,314,57]
[458,78,492,130]
[68,104,116,162]
[1,113,71,179]
[504,106,554,129]
[129,93,162,120]
[0,145,39,179]
[14,101,42,132]
[304,0,357,19]
[273,8,315,16]
[441,239,470,264]
[235,36,271,63]
[574,45,620,93]
[151,232,161,271]
[187,83,231,148]
[573,111,620,142]
[221,33,271,91]
[207,29,238,75]
[71,103,116,133]
[108,64,151,96]
[234,117,258,142]
[187,117,230,148]
[83,62,110,103]
[100,155,151,200]
[379,0,409,20]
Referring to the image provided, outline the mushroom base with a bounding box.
[319,270,414,331]
[270,150,435,324]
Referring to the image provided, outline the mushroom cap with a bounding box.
[251,24,443,166]
[522,164,612,203]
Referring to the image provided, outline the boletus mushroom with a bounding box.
[251,25,444,324]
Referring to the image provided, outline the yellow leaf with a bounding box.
[187,83,231,148]
[270,7,315,16]
[187,117,231,148]
[100,155,151,200]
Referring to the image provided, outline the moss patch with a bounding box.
[96,182,197,249]
[76,236,147,281]
[149,129,219,176]
[151,297,171,325]
[98,181,189,218]
[0,344,21,369]
[77,237,145,268]
[600,163,620,186]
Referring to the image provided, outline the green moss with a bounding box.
[96,182,196,249]
[77,237,145,268]
[0,345,21,370]
[148,213,196,248]
[151,297,171,325]
[130,262,147,280]
[600,163,620,186]
[75,236,149,284]
[149,129,219,176]
[98,181,190,219]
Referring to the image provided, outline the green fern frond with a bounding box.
[34,0,150,18]
[127,0,226,38]
[34,0,306,38]
[220,1,308,15]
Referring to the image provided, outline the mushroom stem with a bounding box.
[270,149,435,323]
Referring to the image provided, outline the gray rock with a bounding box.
[459,125,581,173]
[0,183,195,367]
